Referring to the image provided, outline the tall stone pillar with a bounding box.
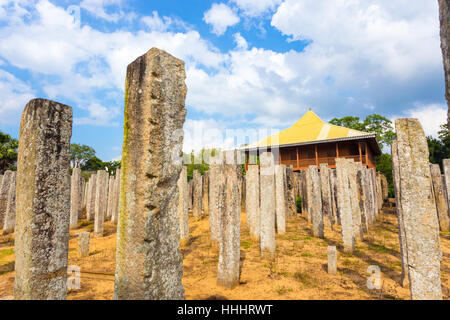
[319,163,333,229]
[438,0,450,128]
[300,170,308,217]
[394,118,442,300]
[391,140,409,288]
[114,48,186,300]
[356,163,369,233]
[86,173,97,221]
[245,164,260,241]
[188,179,193,211]
[348,160,363,241]
[335,158,355,253]
[259,152,276,260]
[430,164,450,231]
[14,98,72,300]
[178,166,189,244]
[106,175,115,220]
[217,164,241,288]
[209,154,223,242]
[192,170,202,219]
[285,166,296,217]
[275,165,286,235]
[94,170,108,237]
[306,165,324,238]
[443,159,450,213]
[111,169,121,224]
[369,168,378,221]
[2,172,16,234]
[202,171,209,216]
[0,170,13,229]
[70,168,81,229]
[330,169,339,225]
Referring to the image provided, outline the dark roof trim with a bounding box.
[240,134,382,155]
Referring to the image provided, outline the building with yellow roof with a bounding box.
[241,110,381,171]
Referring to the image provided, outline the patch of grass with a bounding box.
[293,271,313,286]
[0,248,14,260]
[241,241,251,249]
[276,285,293,295]
[301,252,314,258]
[368,243,391,254]
[303,236,312,241]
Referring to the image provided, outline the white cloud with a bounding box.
[233,32,248,50]
[0,69,35,124]
[80,0,125,22]
[230,0,282,17]
[74,102,120,126]
[203,3,240,36]
[391,104,447,138]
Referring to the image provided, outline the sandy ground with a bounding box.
[0,210,449,300]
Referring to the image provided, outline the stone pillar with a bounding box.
[0,170,13,229]
[209,154,223,242]
[14,98,72,300]
[106,175,115,220]
[192,170,203,219]
[82,177,88,213]
[369,168,378,221]
[356,163,369,233]
[111,169,121,224]
[319,163,333,229]
[188,179,193,211]
[327,246,337,275]
[70,168,81,229]
[347,160,363,241]
[306,165,324,238]
[259,152,276,260]
[241,175,246,210]
[94,170,108,237]
[391,140,409,288]
[178,166,189,244]
[335,158,355,253]
[275,165,286,235]
[2,172,16,234]
[78,232,90,257]
[285,166,296,217]
[114,48,186,300]
[443,159,450,212]
[202,171,209,216]
[363,167,375,228]
[381,174,389,201]
[217,164,241,289]
[394,118,442,300]
[438,0,450,128]
[376,172,383,210]
[430,164,450,231]
[246,164,260,241]
[330,169,339,225]
[300,170,308,217]
[86,173,97,221]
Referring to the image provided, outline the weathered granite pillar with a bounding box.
[443,159,450,213]
[86,173,97,221]
[114,48,186,300]
[106,175,115,220]
[300,170,308,217]
[356,163,369,233]
[188,179,193,211]
[380,174,389,201]
[394,118,442,300]
[78,232,90,257]
[391,140,409,288]
[192,170,202,218]
[2,172,16,234]
[306,165,324,238]
[430,164,450,231]
[285,166,296,217]
[14,98,72,300]
[348,160,364,241]
[178,166,189,244]
[70,167,81,229]
[320,163,333,229]
[209,154,223,242]
[0,170,13,229]
[94,170,108,237]
[362,166,375,228]
[275,165,286,235]
[260,152,276,260]
[111,169,121,224]
[217,164,241,288]
[335,158,355,253]
[369,168,379,220]
[245,164,260,241]
[327,246,337,275]
[202,171,209,216]
[330,169,339,225]
[438,0,450,128]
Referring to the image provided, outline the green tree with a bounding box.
[375,153,394,197]
[427,123,450,171]
[70,144,96,168]
[0,131,18,174]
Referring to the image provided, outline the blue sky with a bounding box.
[0,0,446,161]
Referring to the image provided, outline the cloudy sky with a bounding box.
[0,0,446,161]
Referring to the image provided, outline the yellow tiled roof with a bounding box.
[244,110,374,149]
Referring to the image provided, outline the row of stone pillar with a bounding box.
[69,168,121,237]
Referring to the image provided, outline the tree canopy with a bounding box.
[70,144,96,168]
[0,131,18,174]
[329,114,396,149]
[427,123,450,171]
